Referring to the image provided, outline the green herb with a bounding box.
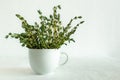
[5,5,84,49]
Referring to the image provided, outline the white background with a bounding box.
[1,0,120,80]
[0,0,120,59]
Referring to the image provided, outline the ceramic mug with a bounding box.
[29,49,68,75]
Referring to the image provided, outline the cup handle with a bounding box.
[60,52,68,65]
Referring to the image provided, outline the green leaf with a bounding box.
[38,10,42,15]
[5,35,9,38]
[58,5,61,9]
[21,43,25,47]
[80,21,85,24]
[70,38,75,42]
[64,43,67,45]
[78,16,82,18]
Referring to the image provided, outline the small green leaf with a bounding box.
[76,24,79,26]
[5,35,9,38]
[70,38,75,42]
[80,21,85,24]
[78,16,82,18]
[9,33,12,35]
[58,5,61,9]
[74,16,77,19]
[38,10,42,15]
[21,43,25,47]
[64,43,67,45]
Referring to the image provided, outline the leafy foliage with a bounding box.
[5,5,84,49]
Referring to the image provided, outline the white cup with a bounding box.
[29,49,68,75]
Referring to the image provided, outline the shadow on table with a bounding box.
[0,67,35,76]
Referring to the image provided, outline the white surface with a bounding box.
[0,55,120,80]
